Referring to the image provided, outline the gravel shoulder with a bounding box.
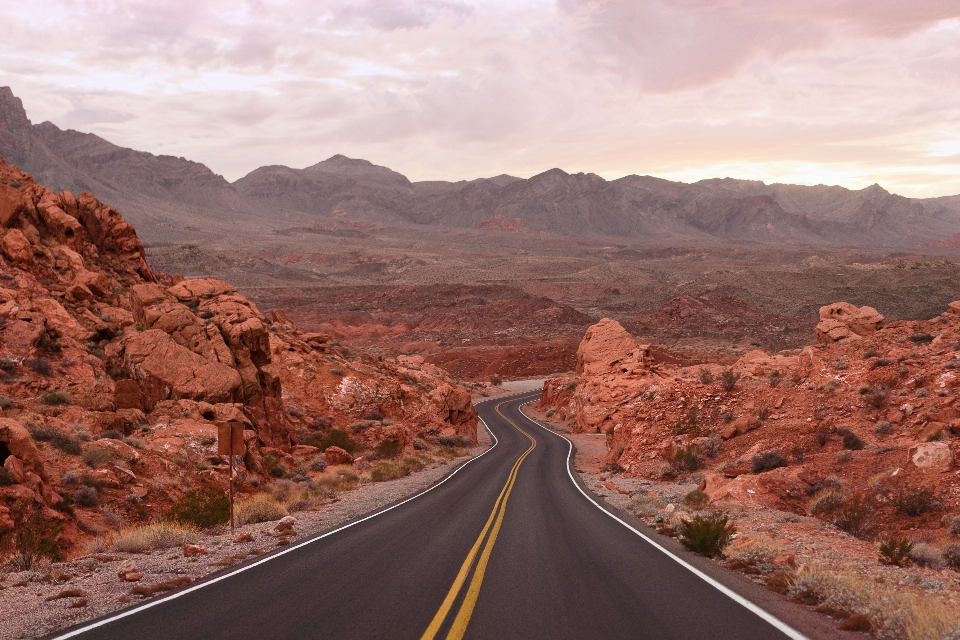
[0,428,493,640]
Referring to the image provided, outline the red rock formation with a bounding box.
[0,157,478,557]
[815,302,884,344]
[541,306,960,536]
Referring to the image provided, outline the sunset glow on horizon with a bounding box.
[2,0,959,198]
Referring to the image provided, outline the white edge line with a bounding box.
[516,400,809,640]
[51,416,501,639]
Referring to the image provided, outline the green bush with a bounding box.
[894,486,940,517]
[669,447,704,473]
[682,490,710,509]
[81,447,113,468]
[677,513,736,558]
[310,428,362,454]
[27,425,81,455]
[374,439,403,459]
[832,494,878,540]
[718,369,741,392]
[842,432,864,450]
[166,487,230,529]
[878,537,913,567]
[1,502,64,570]
[752,451,788,474]
[41,391,70,406]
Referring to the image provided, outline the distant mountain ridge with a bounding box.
[2,86,959,247]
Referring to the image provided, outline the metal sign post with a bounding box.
[217,421,245,534]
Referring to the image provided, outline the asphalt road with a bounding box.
[53,393,813,640]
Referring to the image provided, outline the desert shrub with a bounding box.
[698,368,714,384]
[682,490,710,509]
[100,429,124,440]
[81,447,113,468]
[309,457,328,472]
[822,379,840,391]
[370,461,409,482]
[677,513,736,558]
[870,358,893,369]
[285,406,303,418]
[112,521,199,553]
[166,487,229,529]
[0,467,14,486]
[768,370,782,387]
[842,432,864,450]
[563,379,578,391]
[0,357,18,373]
[438,434,472,447]
[752,451,788,474]
[74,485,99,507]
[726,537,781,571]
[927,430,945,442]
[832,494,877,540]
[412,438,427,451]
[668,446,703,474]
[894,486,940,516]
[1,503,65,570]
[835,449,852,463]
[435,446,464,459]
[601,461,625,473]
[262,453,286,478]
[630,493,664,517]
[718,369,740,392]
[946,514,960,537]
[862,350,881,359]
[27,425,81,455]
[909,333,933,343]
[317,471,360,492]
[916,388,929,397]
[941,543,960,570]
[878,536,914,566]
[809,489,845,516]
[329,368,345,376]
[908,543,943,570]
[0,395,12,409]
[235,494,288,525]
[374,439,403,459]
[699,436,721,458]
[866,390,885,409]
[490,374,503,386]
[545,408,554,418]
[24,358,52,376]
[266,479,300,503]
[312,428,361,454]
[874,421,892,435]
[41,391,70,406]
[672,407,702,436]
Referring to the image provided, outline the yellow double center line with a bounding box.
[420,400,537,640]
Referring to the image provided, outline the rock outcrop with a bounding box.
[815,302,884,344]
[541,299,960,538]
[0,157,478,557]
[576,318,650,376]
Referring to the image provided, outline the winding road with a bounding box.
[51,393,828,640]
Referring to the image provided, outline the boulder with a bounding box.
[182,544,208,557]
[576,318,650,376]
[122,329,243,408]
[815,302,884,344]
[908,442,953,473]
[0,183,26,227]
[117,559,143,582]
[323,446,353,465]
[1,228,32,265]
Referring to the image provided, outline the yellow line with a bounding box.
[420,400,537,640]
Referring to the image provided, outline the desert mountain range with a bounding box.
[4,86,960,248]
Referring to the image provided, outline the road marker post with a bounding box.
[217,420,245,533]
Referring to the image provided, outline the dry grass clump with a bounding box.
[725,537,783,573]
[112,522,199,553]
[786,563,960,639]
[629,493,665,517]
[235,493,288,525]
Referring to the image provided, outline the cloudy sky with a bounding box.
[2,0,960,197]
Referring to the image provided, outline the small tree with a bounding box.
[719,369,741,393]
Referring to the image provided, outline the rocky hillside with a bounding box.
[0,157,477,557]
[539,306,960,538]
